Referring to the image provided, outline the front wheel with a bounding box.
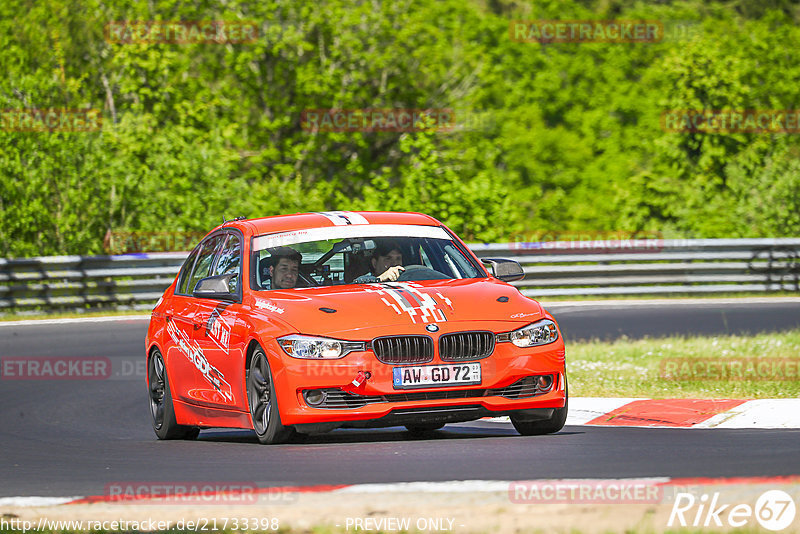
[511,377,568,436]
[247,347,294,444]
[148,349,199,440]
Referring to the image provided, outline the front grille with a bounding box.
[439,331,495,361]
[372,335,433,364]
[384,389,485,402]
[313,390,384,409]
[304,375,554,409]
[309,388,489,409]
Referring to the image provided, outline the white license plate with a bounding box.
[392,363,481,389]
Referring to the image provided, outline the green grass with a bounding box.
[568,329,800,398]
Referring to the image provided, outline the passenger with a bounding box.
[354,241,405,283]
[268,246,302,289]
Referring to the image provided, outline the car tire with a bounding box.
[405,423,445,433]
[148,348,200,440]
[511,377,568,436]
[247,346,294,445]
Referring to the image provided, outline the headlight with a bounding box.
[496,319,559,347]
[277,335,365,359]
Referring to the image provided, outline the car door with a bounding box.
[164,245,200,345]
[190,232,245,409]
[165,234,224,406]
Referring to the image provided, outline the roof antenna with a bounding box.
[222,215,227,224]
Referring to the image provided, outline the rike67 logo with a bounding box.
[669,490,797,531]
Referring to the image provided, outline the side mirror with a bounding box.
[193,274,238,301]
[481,258,525,282]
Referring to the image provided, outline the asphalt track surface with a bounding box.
[1,300,799,497]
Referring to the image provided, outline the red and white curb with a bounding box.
[2,476,799,507]
[486,398,800,429]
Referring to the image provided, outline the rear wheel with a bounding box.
[511,377,568,436]
[247,347,294,444]
[148,349,199,440]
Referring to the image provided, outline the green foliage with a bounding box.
[354,116,519,241]
[0,0,799,257]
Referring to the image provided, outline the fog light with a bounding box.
[304,389,327,406]
[537,375,553,391]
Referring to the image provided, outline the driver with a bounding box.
[268,246,302,289]
[354,241,405,283]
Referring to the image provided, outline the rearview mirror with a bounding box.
[193,274,238,301]
[481,258,525,282]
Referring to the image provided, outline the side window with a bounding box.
[176,248,200,295]
[213,234,241,292]
[254,249,270,289]
[185,235,222,294]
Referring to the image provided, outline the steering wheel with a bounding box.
[297,272,321,287]
[396,265,451,281]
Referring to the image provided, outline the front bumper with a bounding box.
[267,339,567,426]
[295,405,559,433]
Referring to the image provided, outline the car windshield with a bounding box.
[251,224,483,290]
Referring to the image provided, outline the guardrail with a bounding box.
[0,252,188,312]
[470,238,800,298]
[1,238,798,313]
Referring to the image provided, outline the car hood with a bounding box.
[247,279,544,339]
